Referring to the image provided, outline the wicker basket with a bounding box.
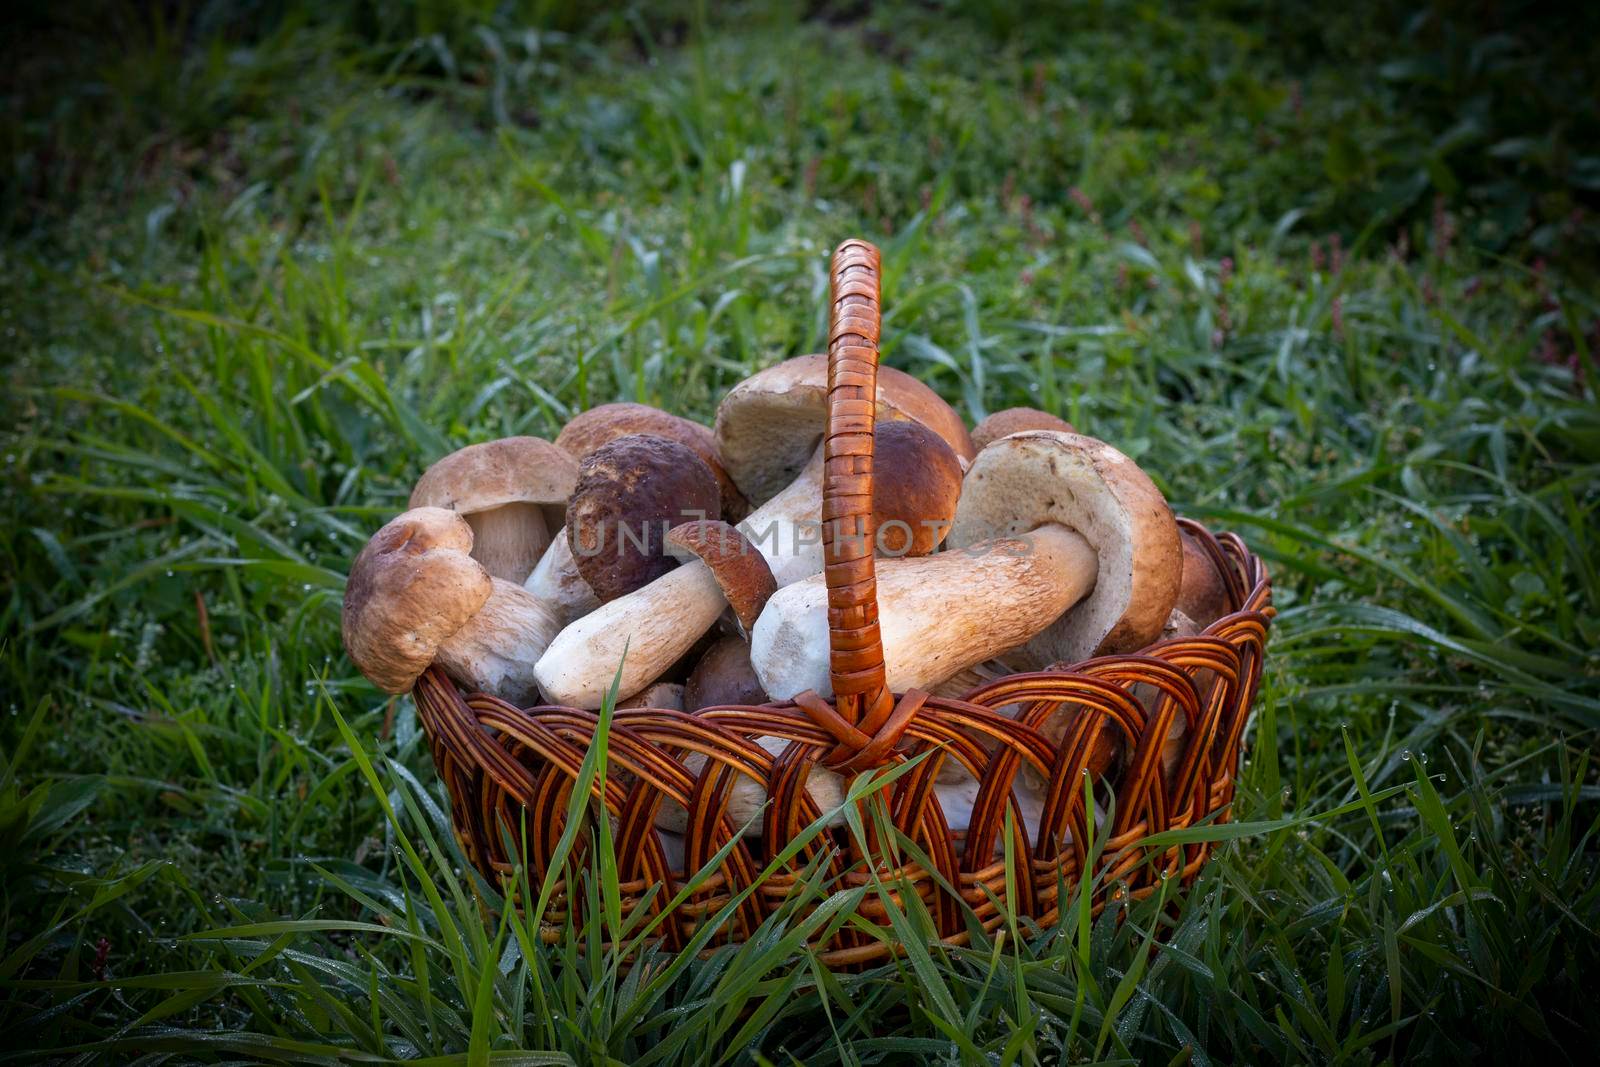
[411,239,1273,965]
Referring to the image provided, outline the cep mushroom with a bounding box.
[342,507,560,705]
[565,434,721,602]
[534,520,780,707]
[526,355,974,625]
[715,354,974,585]
[1176,529,1230,627]
[555,402,748,521]
[684,636,769,710]
[970,407,1076,451]
[533,420,964,708]
[523,530,602,625]
[652,731,848,838]
[409,437,576,585]
[751,430,1182,700]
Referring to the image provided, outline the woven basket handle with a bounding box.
[821,240,896,734]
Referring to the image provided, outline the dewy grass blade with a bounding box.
[532,649,623,932]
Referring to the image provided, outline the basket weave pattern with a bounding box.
[411,240,1273,965]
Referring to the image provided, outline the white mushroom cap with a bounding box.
[947,430,1182,668]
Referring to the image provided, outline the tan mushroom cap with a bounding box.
[947,430,1181,667]
[342,508,492,694]
[556,402,748,520]
[714,353,976,507]
[565,434,720,602]
[666,520,778,635]
[971,407,1077,452]
[410,436,576,522]
[410,437,578,584]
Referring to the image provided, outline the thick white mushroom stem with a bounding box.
[735,446,825,586]
[753,525,1098,701]
[524,530,602,624]
[536,560,726,707]
[467,503,549,585]
[534,515,778,710]
[434,578,560,707]
[531,454,823,709]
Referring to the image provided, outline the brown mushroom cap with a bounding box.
[714,353,976,507]
[556,402,748,521]
[565,434,720,602]
[684,636,769,710]
[870,419,964,557]
[666,520,777,635]
[342,508,492,694]
[1176,529,1230,626]
[947,430,1181,666]
[971,407,1077,452]
[410,436,575,525]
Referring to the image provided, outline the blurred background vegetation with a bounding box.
[1,0,1597,1062]
[8,0,1599,264]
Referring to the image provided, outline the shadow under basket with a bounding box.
[408,240,1274,967]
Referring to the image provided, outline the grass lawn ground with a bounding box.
[3,1,1599,1061]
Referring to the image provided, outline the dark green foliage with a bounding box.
[1,0,1596,1061]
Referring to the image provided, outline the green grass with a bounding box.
[3,0,1599,1061]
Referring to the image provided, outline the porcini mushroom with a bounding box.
[1175,529,1230,627]
[522,355,973,618]
[523,530,602,624]
[534,521,779,707]
[565,434,721,602]
[533,421,963,708]
[342,507,560,705]
[751,430,1182,700]
[555,402,748,521]
[684,636,768,710]
[970,407,1076,451]
[715,353,975,510]
[409,437,576,585]
[652,733,849,838]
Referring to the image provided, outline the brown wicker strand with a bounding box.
[819,239,895,735]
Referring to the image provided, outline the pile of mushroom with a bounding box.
[341,358,1232,863]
